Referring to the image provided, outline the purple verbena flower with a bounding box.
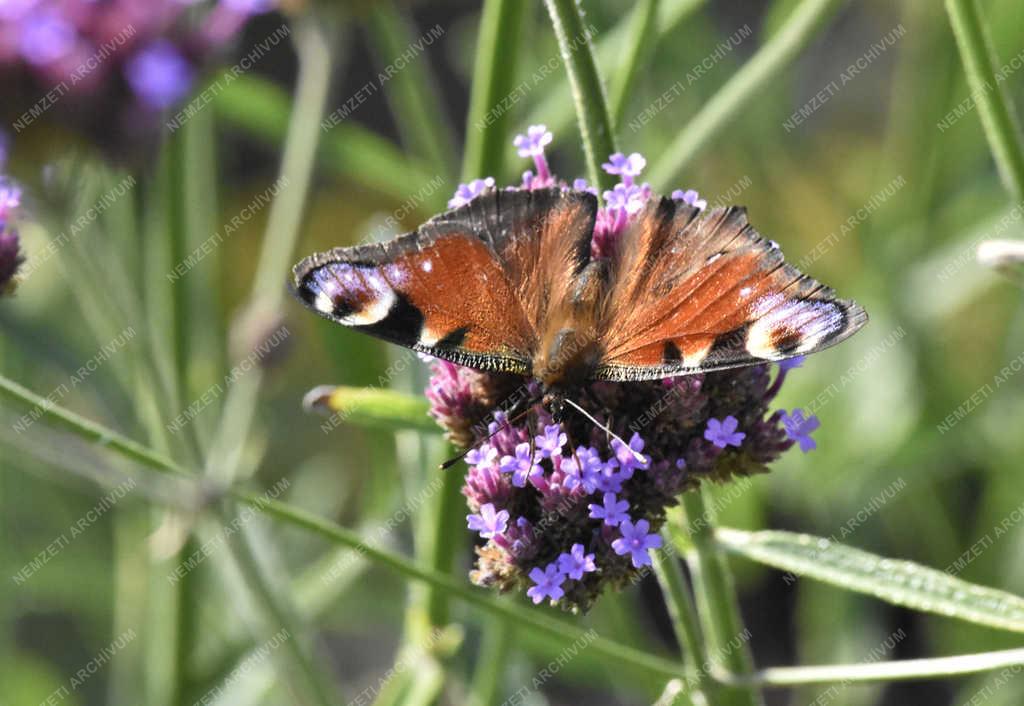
[602,152,646,185]
[671,189,708,210]
[780,409,820,453]
[448,177,495,208]
[611,432,650,473]
[125,40,194,110]
[604,183,646,216]
[588,493,630,526]
[18,9,77,66]
[572,178,598,196]
[535,424,567,459]
[558,543,597,580]
[467,502,509,539]
[499,442,541,488]
[514,124,553,158]
[704,416,746,449]
[527,562,565,604]
[514,125,553,184]
[612,519,662,568]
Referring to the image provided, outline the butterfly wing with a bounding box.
[292,188,597,375]
[594,199,867,381]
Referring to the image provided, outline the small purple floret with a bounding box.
[527,562,565,604]
[467,502,509,539]
[558,543,597,580]
[588,493,630,527]
[612,519,662,568]
[125,40,194,110]
[448,177,495,208]
[499,442,541,488]
[704,416,746,449]
[780,409,820,453]
[671,189,708,210]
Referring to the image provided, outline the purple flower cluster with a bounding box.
[0,136,24,295]
[1,1,275,152]
[428,128,821,611]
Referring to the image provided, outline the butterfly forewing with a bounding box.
[595,200,867,381]
[292,188,597,375]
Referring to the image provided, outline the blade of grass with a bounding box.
[648,0,845,188]
[608,0,660,132]
[676,491,762,706]
[543,0,618,191]
[461,0,527,181]
[945,0,1024,200]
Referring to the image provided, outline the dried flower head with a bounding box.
[425,128,821,612]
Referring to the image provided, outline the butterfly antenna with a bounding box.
[562,398,644,464]
[439,395,541,470]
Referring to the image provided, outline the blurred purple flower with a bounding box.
[124,40,194,110]
[18,9,77,65]
[780,409,820,452]
[448,177,495,209]
[671,189,707,210]
[602,152,646,184]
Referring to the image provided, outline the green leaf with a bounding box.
[716,528,1024,634]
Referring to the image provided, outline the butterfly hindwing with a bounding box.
[292,188,597,375]
[595,200,867,381]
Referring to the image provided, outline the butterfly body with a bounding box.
[293,187,866,410]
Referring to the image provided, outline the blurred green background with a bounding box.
[3,1,1024,704]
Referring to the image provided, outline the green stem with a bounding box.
[653,522,713,703]
[648,0,844,188]
[0,374,191,478]
[678,490,761,706]
[526,0,708,140]
[461,0,526,181]
[543,0,619,191]
[945,0,1024,200]
[725,647,1024,686]
[608,0,660,132]
[0,372,687,683]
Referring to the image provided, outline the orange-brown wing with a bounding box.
[594,199,867,381]
[292,188,597,375]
